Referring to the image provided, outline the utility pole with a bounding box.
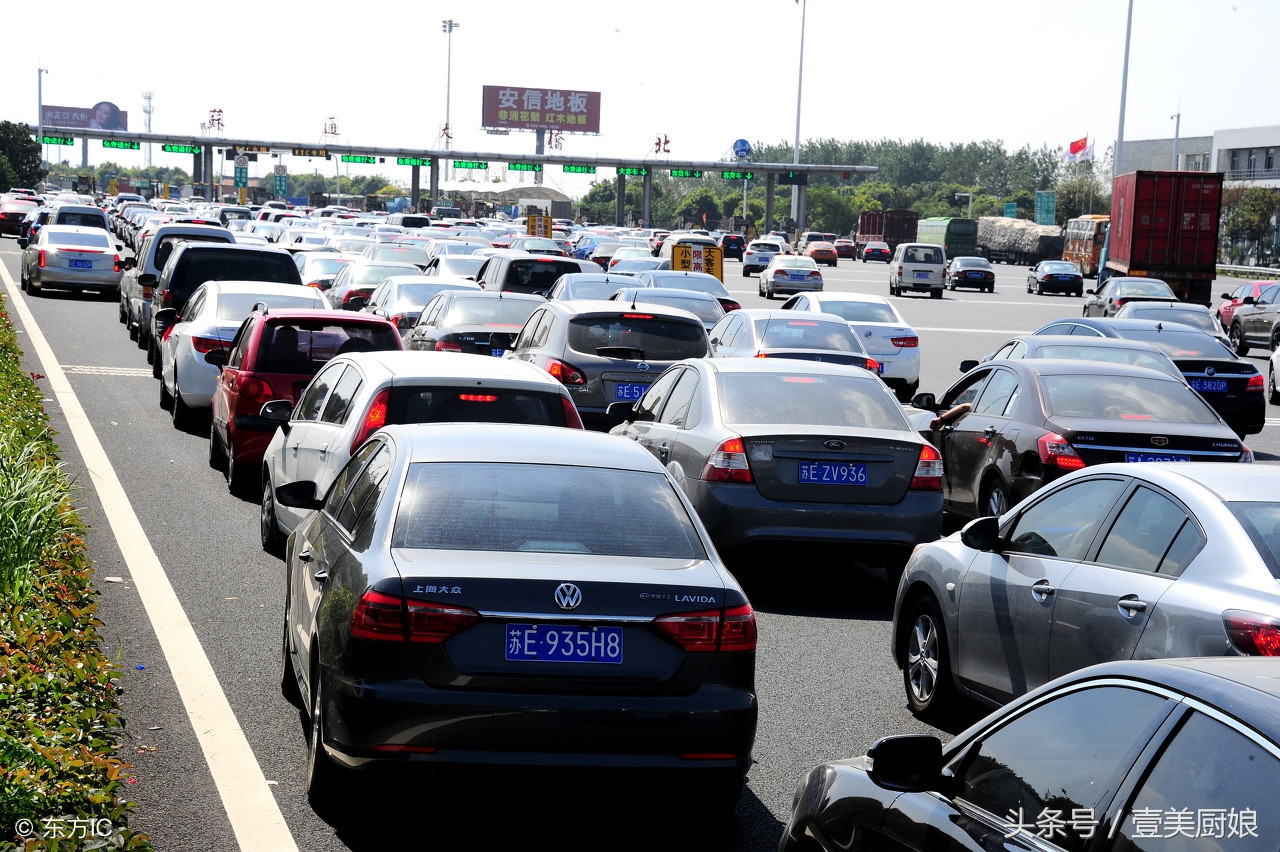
[37,67,48,169]
[442,19,460,184]
[142,91,154,167]
[1114,0,1134,176]
[1171,111,1181,171]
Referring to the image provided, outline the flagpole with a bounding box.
[1115,0,1134,176]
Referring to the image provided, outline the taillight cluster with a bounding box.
[113,253,121,273]
[350,589,480,644]
[1223,610,1280,656]
[890,336,919,348]
[350,389,390,453]
[653,603,756,652]
[1038,432,1085,471]
[910,445,943,490]
[702,437,752,483]
[1246,373,1265,393]
[237,376,275,406]
[546,357,586,385]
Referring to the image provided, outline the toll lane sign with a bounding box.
[672,244,723,282]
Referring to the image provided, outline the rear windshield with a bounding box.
[756,317,859,351]
[718,373,908,430]
[1124,309,1219,334]
[352,263,414,286]
[647,273,726,295]
[1116,280,1174,297]
[507,259,585,293]
[305,257,351,276]
[56,212,107,229]
[370,245,430,264]
[1040,262,1078,274]
[568,316,708,360]
[391,283,469,311]
[631,293,723,324]
[1227,503,1280,580]
[1041,374,1220,423]
[154,233,231,269]
[398,216,434,229]
[391,463,705,558]
[564,278,623,299]
[435,256,484,276]
[1034,345,1179,377]
[816,301,898,323]
[1120,329,1227,358]
[949,220,978,236]
[904,246,944,264]
[216,292,320,321]
[444,297,540,327]
[954,258,993,270]
[178,252,300,294]
[386,388,567,429]
[48,231,110,248]
[220,208,252,221]
[253,321,401,373]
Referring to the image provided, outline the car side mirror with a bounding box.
[274,480,322,511]
[709,337,720,346]
[16,238,26,249]
[1028,266,1036,271]
[959,359,979,372]
[606,401,641,422]
[116,243,125,252]
[260,399,293,422]
[960,515,1002,550]
[344,295,368,311]
[395,315,416,331]
[153,307,178,326]
[866,735,943,793]
[1220,293,1231,300]
[1243,296,1256,305]
[204,350,228,368]
[121,256,135,269]
[139,273,157,286]
[489,332,516,351]
[1086,289,1095,296]
[910,392,938,412]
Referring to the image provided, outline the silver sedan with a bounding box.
[892,462,1280,718]
[20,225,125,297]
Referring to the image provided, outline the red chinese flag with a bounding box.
[1068,137,1089,156]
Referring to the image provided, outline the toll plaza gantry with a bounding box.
[31,126,877,230]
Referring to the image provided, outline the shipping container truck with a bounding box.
[855,209,919,255]
[975,217,1064,265]
[1104,170,1223,305]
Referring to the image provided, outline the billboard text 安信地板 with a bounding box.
[482,86,601,134]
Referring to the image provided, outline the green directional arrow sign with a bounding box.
[509,162,542,172]
[721,170,754,180]
[617,167,647,177]
[103,139,140,150]
[162,143,201,154]
[563,164,596,174]
[42,135,75,146]
[670,169,702,178]
[396,156,430,167]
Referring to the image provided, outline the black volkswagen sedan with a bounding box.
[780,657,1280,852]
[1033,317,1265,437]
[277,423,757,811]
[908,358,1250,519]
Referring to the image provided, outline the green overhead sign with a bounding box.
[509,162,542,172]
[721,170,754,180]
[617,167,647,177]
[341,154,378,164]
[162,143,201,154]
[396,156,430,167]
[670,169,702,178]
[563,164,596,174]
[103,140,140,150]
[453,160,488,170]
[42,135,74,146]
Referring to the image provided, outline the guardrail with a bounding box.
[1218,264,1280,280]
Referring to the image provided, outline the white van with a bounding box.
[888,242,946,299]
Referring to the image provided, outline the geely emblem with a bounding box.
[1151,436,1170,447]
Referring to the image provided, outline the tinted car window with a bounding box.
[718,373,908,430]
[445,298,540,327]
[320,367,364,424]
[56,212,107,229]
[1042,375,1220,424]
[567,317,707,360]
[1006,478,1127,558]
[659,370,700,427]
[295,364,343,421]
[1096,487,1195,573]
[1034,345,1178,377]
[335,444,391,534]
[955,685,1171,852]
[507,259,584,293]
[973,369,1019,416]
[324,440,383,518]
[387,387,568,428]
[1121,329,1228,358]
[1124,308,1220,335]
[757,318,858,351]
[255,322,399,373]
[633,369,683,421]
[392,463,706,558]
[1228,502,1280,580]
[47,231,110,248]
[216,293,318,321]
[1112,711,1280,852]
[814,301,898,323]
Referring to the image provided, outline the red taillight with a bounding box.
[1247,373,1265,392]
[38,250,45,268]
[910,445,943,490]
[349,590,407,641]
[622,313,654,320]
[350,388,390,453]
[307,280,324,289]
[864,358,880,372]
[807,271,821,279]
[1223,610,1280,656]
[546,357,586,385]
[191,336,225,354]
[653,603,756,653]
[405,598,481,644]
[350,590,480,644]
[719,299,742,312]
[702,437,752,483]
[560,396,584,429]
[434,341,463,352]
[237,376,275,405]
[458,393,498,402]
[890,336,919,348]
[113,253,121,273]
[896,265,903,276]
[1038,432,1086,471]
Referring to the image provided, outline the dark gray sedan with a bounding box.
[609,358,943,580]
[277,423,757,811]
[891,462,1280,719]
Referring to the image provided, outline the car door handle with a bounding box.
[318,443,328,460]
[983,425,997,436]
[1031,581,1056,600]
[1118,596,1148,615]
[298,549,312,563]
[658,442,669,459]
[312,570,328,585]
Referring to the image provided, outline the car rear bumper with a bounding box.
[1201,392,1266,435]
[322,672,757,774]
[1035,279,1081,294]
[684,479,942,556]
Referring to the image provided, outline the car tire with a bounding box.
[986,285,995,294]
[901,594,955,717]
[208,421,227,472]
[28,276,42,296]
[128,317,139,340]
[280,620,303,708]
[757,278,765,298]
[159,374,173,411]
[1074,288,1083,297]
[889,280,898,297]
[171,373,193,431]
[980,477,1010,518]
[930,288,942,300]
[261,477,285,557]
[19,268,27,292]
[1270,365,1280,406]
[226,446,251,496]
[305,673,346,810]
[150,340,162,378]
[1036,282,1044,296]
[741,267,750,278]
[1230,323,1249,357]
[138,325,148,350]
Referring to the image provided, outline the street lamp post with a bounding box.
[37,67,48,167]
[789,0,807,231]
[1171,112,1181,170]
[1114,0,1134,176]
[442,19,460,184]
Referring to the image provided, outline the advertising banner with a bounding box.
[482,86,600,134]
[42,103,129,131]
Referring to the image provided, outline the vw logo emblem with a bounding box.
[554,583,582,611]
[824,439,846,450]
[1205,366,1216,377]
[637,362,650,372]
[1151,436,1170,447]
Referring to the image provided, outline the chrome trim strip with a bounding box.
[1078,445,1240,457]
[1180,696,1280,760]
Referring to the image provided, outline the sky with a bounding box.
[5,0,1277,199]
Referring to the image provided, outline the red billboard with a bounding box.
[482,86,600,134]
[42,103,129,131]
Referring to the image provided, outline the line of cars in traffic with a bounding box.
[13,188,1280,838]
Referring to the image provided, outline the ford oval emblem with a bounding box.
[824,439,846,450]
[554,583,582,611]
[1151,436,1170,447]
[637,362,650,372]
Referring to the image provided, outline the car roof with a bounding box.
[552,299,704,324]
[174,241,290,256]
[385,422,665,472]
[700,356,883,380]
[257,308,390,325]
[983,357,1185,381]
[730,309,853,324]
[41,224,109,237]
[1078,461,1280,503]
[331,351,562,390]
[203,281,323,297]
[807,292,896,306]
[1045,317,1209,336]
[1022,334,1165,351]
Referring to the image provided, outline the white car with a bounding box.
[779,292,921,400]
[742,240,785,277]
[758,255,824,299]
[157,280,328,430]
[888,242,946,299]
[258,352,584,551]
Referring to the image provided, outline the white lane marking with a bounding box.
[0,266,299,852]
[62,365,154,377]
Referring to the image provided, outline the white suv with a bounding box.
[742,239,787,277]
[888,242,946,299]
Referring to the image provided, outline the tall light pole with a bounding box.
[37,67,48,167]
[790,0,807,230]
[442,19,460,184]
[1171,111,1181,170]
[1114,0,1134,177]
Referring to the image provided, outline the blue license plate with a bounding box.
[913,271,932,279]
[1190,378,1228,393]
[798,461,868,485]
[505,623,623,664]
[490,348,506,358]
[1125,453,1190,463]
[967,272,983,278]
[615,382,649,400]
[68,259,93,269]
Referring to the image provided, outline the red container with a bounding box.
[1108,171,1222,280]
[856,209,919,253]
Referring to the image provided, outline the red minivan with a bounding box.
[208,309,402,492]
